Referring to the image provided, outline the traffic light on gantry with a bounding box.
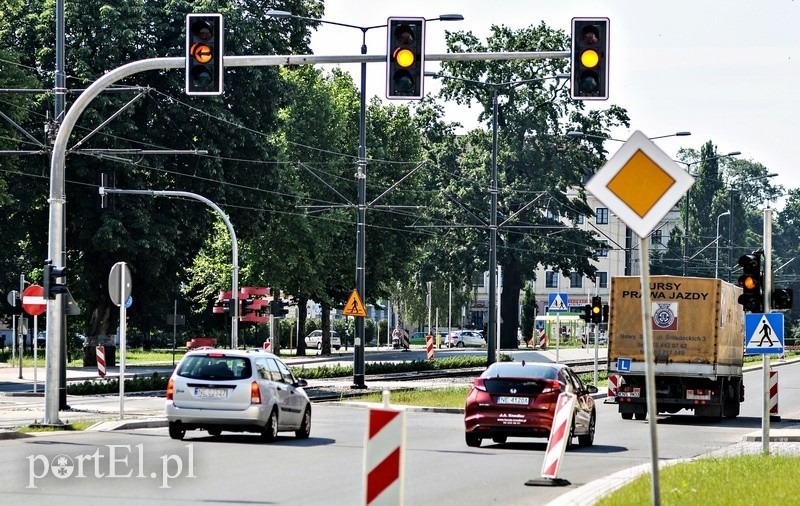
[571,17,609,100]
[386,17,425,100]
[186,13,224,95]
[591,296,602,324]
[737,252,763,312]
[772,288,793,310]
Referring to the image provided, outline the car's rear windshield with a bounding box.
[177,355,251,380]
[481,363,558,380]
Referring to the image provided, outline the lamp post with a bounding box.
[677,151,741,276]
[427,71,568,365]
[715,210,730,279]
[266,10,462,387]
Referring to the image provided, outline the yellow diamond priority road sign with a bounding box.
[585,130,694,239]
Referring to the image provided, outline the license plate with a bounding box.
[497,396,528,405]
[195,387,228,399]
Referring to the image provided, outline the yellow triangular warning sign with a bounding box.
[342,289,367,317]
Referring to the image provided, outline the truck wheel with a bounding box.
[634,411,647,421]
[621,412,633,420]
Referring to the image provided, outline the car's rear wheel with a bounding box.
[261,409,278,442]
[621,412,633,420]
[492,436,507,444]
[634,410,647,421]
[465,433,482,447]
[316,342,322,350]
[578,412,595,447]
[207,428,221,437]
[334,346,341,351]
[296,407,311,439]
[168,422,185,440]
[456,342,465,348]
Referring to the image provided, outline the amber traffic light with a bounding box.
[186,13,224,95]
[386,17,425,99]
[571,17,609,100]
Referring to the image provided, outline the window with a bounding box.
[596,241,609,257]
[547,209,560,221]
[596,208,609,225]
[576,215,584,225]
[569,272,583,288]
[545,271,558,288]
[597,272,608,289]
[651,229,663,245]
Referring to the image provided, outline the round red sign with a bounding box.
[21,285,47,316]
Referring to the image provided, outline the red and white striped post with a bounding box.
[425,334,435,361]
[770,370,780,422]
[538,330,549,350]
[606,374,620,403]
[364,402,406,505]
[526,392,576,487]
[96,346,106,378]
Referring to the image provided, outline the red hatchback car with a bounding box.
[464,361,598,448]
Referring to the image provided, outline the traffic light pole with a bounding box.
[762,208,773,454]
[44,50,568,424]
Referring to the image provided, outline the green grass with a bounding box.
[348,386,471,408]
[598,454,800,505]
[20,419,101,432]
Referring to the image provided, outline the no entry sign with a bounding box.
[22,285,47,316]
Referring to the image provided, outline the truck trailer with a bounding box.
[608,276,744,420]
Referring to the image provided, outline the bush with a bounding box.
[66,372,168,395]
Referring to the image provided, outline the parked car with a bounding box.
[165,348,311,441]
[304,330,341,350]
[446,330,485,348]
[464,361,597,448]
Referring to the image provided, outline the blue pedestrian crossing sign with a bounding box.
[548,293,569,312]
[744,313,784,355]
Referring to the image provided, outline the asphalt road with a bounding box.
[0,362,798,505]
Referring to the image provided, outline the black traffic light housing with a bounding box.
[602,304,610,323]
[43,259,68,299]
[99,172,115,211]
[579,304,591,322]
[571,17,609,100]
[772,288,794,310]
[386,17,425,100]
[186,13,224,95]
[270,299,289,318]
[591,296,602,324]
[737,251,763,312]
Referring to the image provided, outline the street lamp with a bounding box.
[715,211,730,279]
[566,131,692,142]
[677,151,741,276]
[266,10,462,388]
[427,71,569,365]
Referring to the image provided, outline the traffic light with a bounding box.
[602,304,610,323]
[186,13,224,95]
[270,299,289,318]
[772,288,794,310]
[591,296,602,323]
[43,259,67,299]
[570,17,609,100]
[579,304,592,322]
[386,17,425,100]
[737,252,763,312]
[242,298,255,316]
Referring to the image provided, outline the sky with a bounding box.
[300,0,800,203]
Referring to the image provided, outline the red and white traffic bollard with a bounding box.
[606,374,620,403]
[425,334,435,361]
[364,401,406,505]
[96,346,106,378]
[770,370,780,422]
[526,392,576,487]
[539,330,549,350]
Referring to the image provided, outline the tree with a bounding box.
[426,22,629,347]
[0,0,324,345]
